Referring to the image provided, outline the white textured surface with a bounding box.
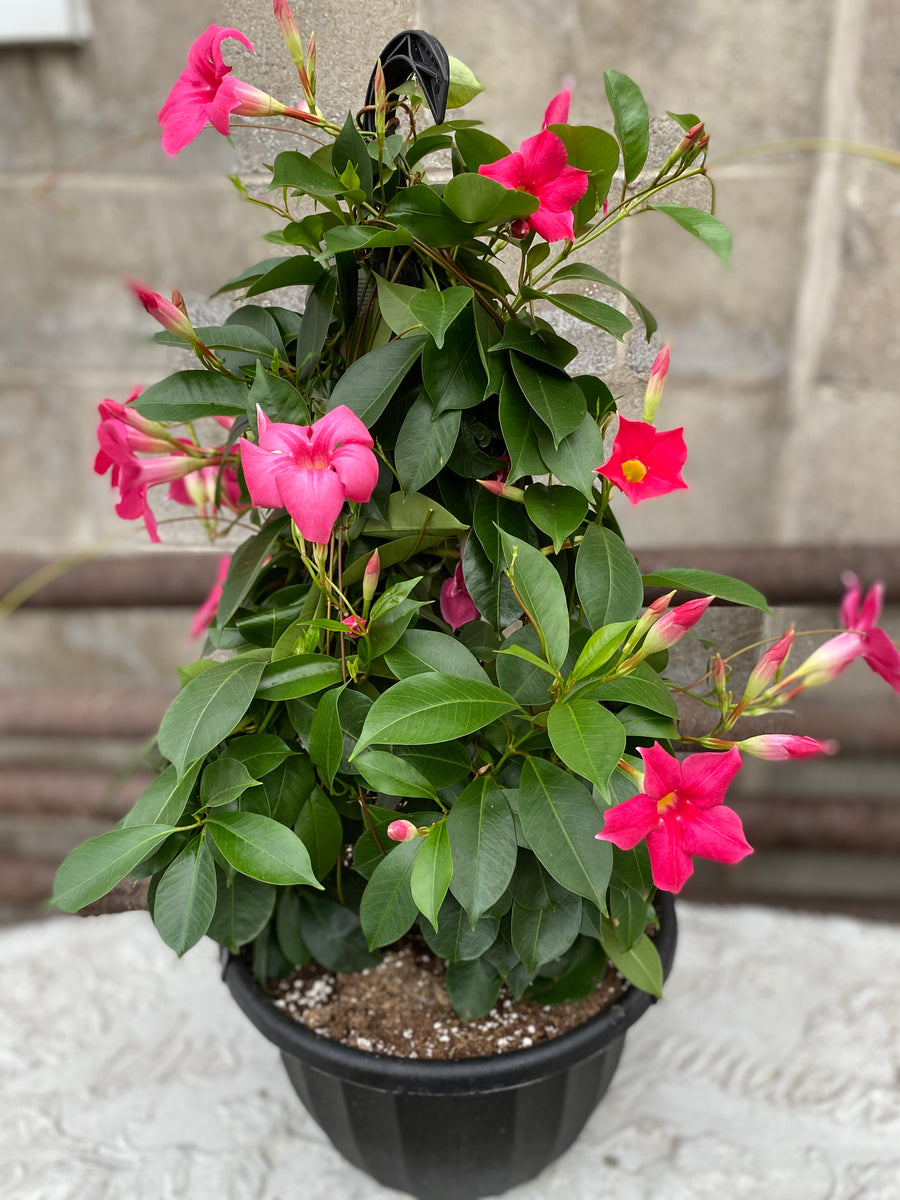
[2,904,900,1199]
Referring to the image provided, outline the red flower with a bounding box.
[478,91,588,242]
[595,744,751,893]
[594,415,688,504]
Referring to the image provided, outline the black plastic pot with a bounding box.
[222,893,677,1199]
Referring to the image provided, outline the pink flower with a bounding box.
[191,555,231,639]
[341,615,367,638]
[640,595,713,656]
[777,631,865,694]
[478,91,588,242]
[127,280,196,341]
[596,744,751,893]
[158,25,306,156]
[734,735,838,761]
[440,562,479,630]
[594,415,688,504]
[111,453,200,543]
[240,405,378,544]
[386,819,420,843]
[167,463,246,521]
[840,572,900,694]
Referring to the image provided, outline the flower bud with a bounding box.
[341,615,367,638]
[440,561,479,631]
[477,478,525,501]
[776,631,864,693]
[712,653,729,709]
[742,627,794,705]
[386,819,419,842]
[510,218,531,240]
[362,549,380,614]
[734,734,839,761]
[273,0,306,76]
[642,345,670,423]
[128,279,196,342]
[640,595,714,656]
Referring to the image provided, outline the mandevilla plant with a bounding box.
[53,7,900,1022]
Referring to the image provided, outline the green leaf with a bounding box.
[52,825,175,912]
[462,533,522,630]
[385,628,490,685]
[499,375,545,482]
[152,834,217,956]
[362,490,467,538]
[667,110,702,131]
[307,687,344,789]
[247,364,309,426]
[569,621,634,683]
[295,890,379,972]
[524,937,608,1004]
[385,185,475,247]
[447,777,518,927]
[121,761,202,829]
[373,275,420,336]
[604,69,650,182]
[270,149,345,203]
[524,483,588,552]
[496,624,556,705]
[446,55,484,108]
[294,786,344,879]
[332,110,374,200]
[325,224,414,253]
[263,755,316,826]
[364,598,427,660]
[443,173,537,226]
[274,888,311,966]
[641,568,769,612]
[213,256,290,295]
[255,655,343,700]
[158,658,267,776]
[327,336,426,427]
[221,734,295,779]
[547,700,626,789]
[491,319,578,369]
[353,672,519,756]
[609,886,652,948]
[354,750,438,800]
[550,263,658,340]
[409,286,474,349]
[421,893,499,961]
[360,837,422,948]
[650,204,732,262]
[528,290,632,341]
[617,705,680,740]
[207,873,276,953]
[422,313,487,414]
[410,821,454,930]
[511,353,586,448]
[472,485,536,581]
[394,742,474,790]
[575,524,644,629]
[394,396,461,492]
[454,127,512,173]
[245,255,325,298]
[499,530,569,670]
[518,758,612,911]
[511,892,582,973]
[584,662,679,718]
[133,371,249,422]
[200,758,260,808]
[295,270,337,381]
[216,518,289,629]
[600,922,663,997]
[444,957,503,1020]
[206,811,321,886]
[548,123,620,196]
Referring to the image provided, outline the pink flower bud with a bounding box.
[777,631,865,692]
[386,819,419,842]
[341,615,367,638]
[735,735,839,761]
[642,345,670,423]
[476,479,525,501]
[509,218,532,240]
[362,550,380,611]
[273,0,306,75]
[440,562,479,631]
[641,595,714,656]
[743,627,794,704]
[128,280,195,342]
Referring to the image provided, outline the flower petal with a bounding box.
[679,746,742,808]
[862,627,900,694]
[680,803,753,864]
[240,439,285,509]
[518,130,569,186]
[313,405,374,453]
[329,441,379,503]
[532,163,589,213]
[478,152,525,191]
[595,793,660,850]
[637,742,683,800]
[645,820,694,892]
[542,90,571,128]
[275,464,346,543]
[529,206,576,242]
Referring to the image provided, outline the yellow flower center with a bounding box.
[622,458,648,483]
[656,791,678,814]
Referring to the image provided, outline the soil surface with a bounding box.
[270,936,629,1060]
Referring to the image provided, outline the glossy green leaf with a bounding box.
[213,256,290,295]
[530,290,632,341]
[360,837,422,948]
[462,533,522,630]
[373,275,420,336]
[327,335,427,426]
[548,123,620,192]
[518,758,612,911]
[575,524,644,629]
[216,518,289,629]
[152,834,217,956]
[499,374,545,481]
[158,659,267,776]
[496,624,556,705]
[511,892,582,973]
[499,530,570,669]
[394,742,473,789]
[263,755,316,827]
[221,734,295,779]
[354,750,438,800]
[295,890,379,972]
[490,319,578,368]
[52,825,175,912]
[444,957,503,1020]
[307,687,344,788]
[524,936,608,1004]
[511,353,586,447]
[447,777,518,926]
[410,821,454,930]
[422,314,487,414]
[569,621,634,682]
[454,127,512,173]
[617,705,680,740]
[523,483,588,552]
[332,110,374,199]
[600,921,663,997]
[536,412,606,500]
[442,172,537,226]
[200,758,260,809]
[420,893,500,961]
[134,371,250,422]
[609,886,652,948]
[354,672,519,755]
[446,55,485,108]
[384,628,490,685]
[247,364,309,426]
[121,761,202,829]
[274,888,311,966]
[394,396,461,492]
[244,255,324,298]
[604,69,650,182]
[651,204,732,262]
[409,286,474,348]
[362,489,467,538]
[385,185,474,246]
[295,270,337,381]
[584,663,679,718]
[294,786,344,879]
[551,263,658,340]
[207,872,276,954]
[364,598,427,660]
[206,811,321,886]
[325,224,413,254]
[270,149,344,201]
[256,655,343,700]
[472,485,536,580]
[547,699,626,789]
[641,567,769,612]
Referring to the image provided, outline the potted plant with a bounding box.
[51,8,900,1197]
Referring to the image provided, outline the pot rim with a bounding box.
[222,891,676,1094]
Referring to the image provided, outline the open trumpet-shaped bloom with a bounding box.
[596,744,751,892]
[478,91,588,243]
[840,572,900,694]
[240,405,378,544]
[595,415,688,504]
